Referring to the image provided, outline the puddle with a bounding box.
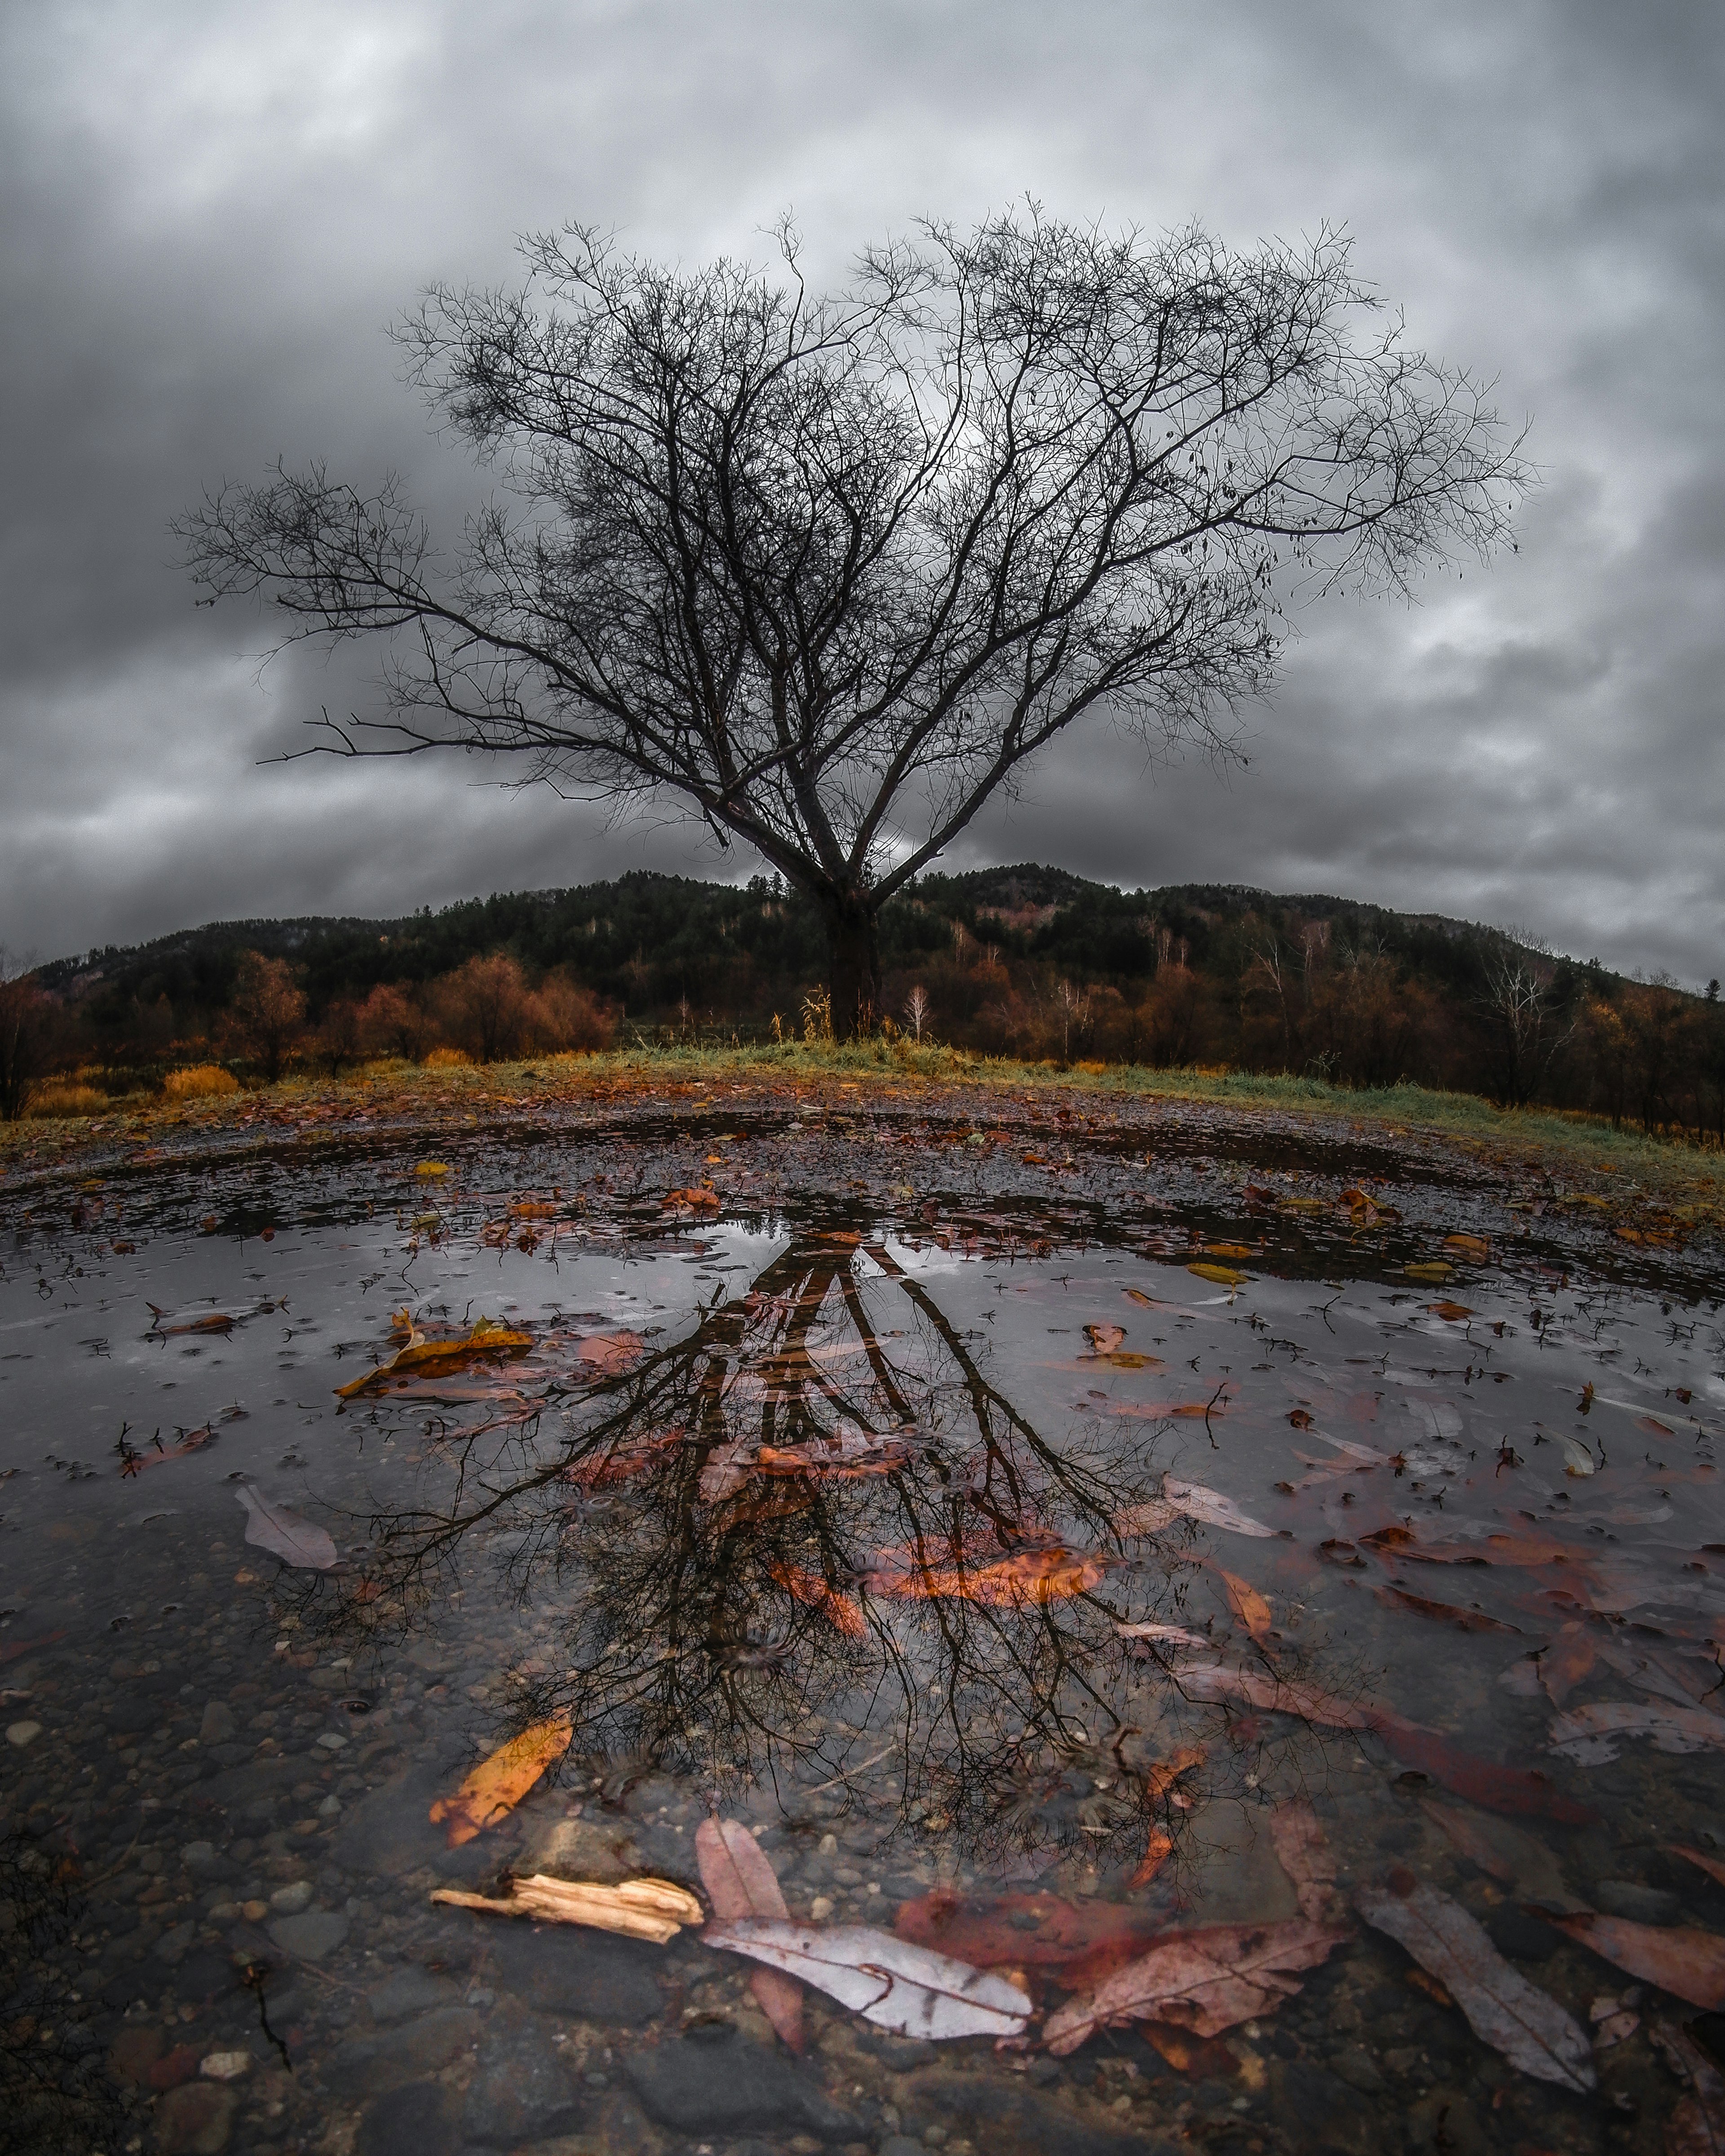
[2,1101,1722,2154]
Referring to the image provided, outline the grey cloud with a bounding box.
[2,0,1721,983]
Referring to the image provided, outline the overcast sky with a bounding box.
[4,0,1722,983]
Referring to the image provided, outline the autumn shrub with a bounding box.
[434,953,535,1062]
[357,981,434,1063]
[162,1064,239,1102]
[0,967,61,1121]
[424,1045,473,1069]
[530,968,614,1053]
[26,1082,106,1118]
[226,950,306,1082]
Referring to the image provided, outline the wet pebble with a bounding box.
[154,2081,236,2154]
[354,2080,463,2156]
[267,1908,348,1960]
[5,1719,42,1746]
[621,2029,859,2140]
[460,2011,586,2145]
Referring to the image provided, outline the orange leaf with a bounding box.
[1670,1846,1725,1892]
[1216,1568,1272,1642]
[768,1561,868,1638]
[1428,1301,1476,1323]
[428,1715,573,1846]
[1131,1829,1175,1889]
[1442,1234,1491,1262]
[867,1542,1110,1606]
[1547,1911,1725,2010]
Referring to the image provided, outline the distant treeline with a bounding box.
[6,866,1724,1140]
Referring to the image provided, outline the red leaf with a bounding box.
[694,1819,803,2052]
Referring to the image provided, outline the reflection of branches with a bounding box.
[333,1221,1302,1874]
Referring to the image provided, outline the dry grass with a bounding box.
[26,1082,108,1119]
[161,1063,240,1103]
[423,1046,473,1069]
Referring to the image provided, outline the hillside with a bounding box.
[24,867,1725,1139]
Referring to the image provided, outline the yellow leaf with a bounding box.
[428,1716,572,1845]
[415,1161,451,1178]
[1187,1262,1248,1287]
[1404,1262,1452,1283]
[336,1316,533,1399]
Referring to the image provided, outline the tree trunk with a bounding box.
[821,893,882,1040]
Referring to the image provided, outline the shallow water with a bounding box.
[2,1097,1722,2155]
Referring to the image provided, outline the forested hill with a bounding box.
[29,866,1725,1136]
[39,864,1560,1016]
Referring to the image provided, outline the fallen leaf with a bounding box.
[1549,1701,1725,1760]
[1269,1803,1345,1923]
[1187,1262,1249,1288]
[895,1889,1164,1987]
[767,1562,868,1639]
[235,1486,337,1571]
[1419,1800,1583,1911]
[336,1316,533,1398]
[1559,1435,1597,1478]
[1130,1829,1175,1889]
[1404,1262,1453,1283]
[1442,1234,1491,1262]
[575,1330,645,1376]
[1205,1243,1256,1259]
[695,1819,803,2051]
[1163,1479,1275,1538]
[1217,1568,1273,1642]
[431,1872,700,1944]
[1670,1847,1725,1892]
[1652,2018,1725,2155]
[705,1917,1030,2040]
[1381,1726,1594,1824]
[1428,1302,1476,1323]
[1084,1323,1127,1356]
[1141,2024,1240,2077]
[756,1435,910,1477]
[1373,1584,1519,1633]
[1175,1661,1390,1732]
[1287,1409,1314,1430]
[414,1161,451,1178]
[1043,1917,1349,2054]
[1538,1625,1597,1706]
[865,1542,1109,1606]
[1115,1621,1212,1650]
[428,1716,574,1846]
[1356,1876,1594,2091]
[1548,1912,1725,2010]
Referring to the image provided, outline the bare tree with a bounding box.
[902,981,930,1041]
[1479,931,1572,1109]
[179,208,1527,1034]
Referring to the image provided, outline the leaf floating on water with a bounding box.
[1557,1433,1597,1477]
[235,1486,337,1571]
[414,1160,451,1178]
[1083,1322,1127,1356]
[1115,1620,1212,1649]
[336,1316,533,1397]
[766,1561,868,1639]
[1428,1302,1476,1323]
[575,1330,646,1376]
[432,1872,701,1944]
[1356,1875,1595,2092]
[695,1819,804,2052]
[1549,1701,1725,1761]
[1404,1262,1453,1283]
[1043,1917,1349,2054]
[1216,1567,1273,1642]
[895,1888,1163,1986]
[865,1541,1109,1606]
[1175,1661,1393,1732]
[428,1716,573,1846]
[1187,1262,1249,1288]
[1442,1234,1491,1263]
[1268,1803,1345,1924]
[1373,1584,1519,1634]
[1537,1624,1597,1706]
[1670,1846,1725,1892]
[1287,1408,1314,1430]
[1129,1827,1175,1889]
[1548,1911,1725,2010]
[705,1917,1031,2040]
[1163,1479,1276,1538]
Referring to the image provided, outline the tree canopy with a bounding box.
[180,207,1528,1032]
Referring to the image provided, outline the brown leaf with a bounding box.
[695,1819,803,2051]
[1216,1568,1273,1642]
[428,1716,573,1846]
[1287,1409,1314,1430]
[1268,1802,1344,1923]
[575,1330,645,1375]
[1442,1234,1491,1262]
[1357,1876,1594,2090]
[1547,1911,1725,2009]
[337,1315,533,1397]
[866,1542,1109,1606]
[1174,1661,1394,1732]
[1670,1846,1725,1892]
[1538,1624,1597,1705]
[1652,2019,1725,2155]
[1428,1301,1477,1322]
[1130,1829,1175,1890]
[767,1561,868,1639]
[1083,1322,1127,1356]
[895,1889,1164,1988]
[1043,1917,1349,2054]
[1373,1584,1519,1633]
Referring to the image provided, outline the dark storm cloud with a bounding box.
[2,0,1721,980]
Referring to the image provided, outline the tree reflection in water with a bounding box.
[342,1218,1304,1882]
